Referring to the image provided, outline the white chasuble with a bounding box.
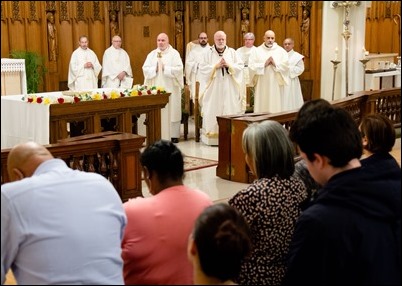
[282,50,305,111]
[142,45,184,140]
[249,42,289,113]
[198,45,243,144]
[102,46,133,88]
[68,47,102,91]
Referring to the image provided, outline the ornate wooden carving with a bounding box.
[159,1,167,15]
[143,26,150,37]
[208,1,216,20]
[123,1,133,16]
[301,1,312,11]
[174,1,184,11]
[142,1,150,15]
[225,1,234,20]
[92,1,103,22]
[46,1,56,12]
[240,1,250,10]
[76,1,86,22]
[125,1,144,16]
[289,1,298,18]
[149,1,159,15]
[109,1,119,12]
[11,1,22,23]
[60,1,70,22]
[192,1,200,20]
[385,2,391,19]
[273,1,281,18]
[257,1,265,19]
[28,1,39,23]
[1,1,4,22]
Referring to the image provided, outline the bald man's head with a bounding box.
[263,30,276,48]
[7,142,54,182]
[157,33,169,51]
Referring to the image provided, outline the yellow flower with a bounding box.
[92,92,102,100]
[110,90,120,99]
[130,90,139,97]
[43,97,52,105]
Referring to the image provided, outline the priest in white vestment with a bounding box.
[142,33,184,142]
[185,32,210,100]
[236,32,258,112]
[282,38,305,111]
[68,35,102,91]
[248,30,289,113]
[102,35,133,89]
[198,31,243,146]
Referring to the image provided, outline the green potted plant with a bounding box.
[10,50,47,94]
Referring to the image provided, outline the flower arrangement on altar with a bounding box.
[22,85,166,104]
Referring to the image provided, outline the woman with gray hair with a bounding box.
[228,120,307,285]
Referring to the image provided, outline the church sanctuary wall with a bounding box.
[1,1,399,100]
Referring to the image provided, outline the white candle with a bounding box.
[362,47,366,59]
[335,47,338,61]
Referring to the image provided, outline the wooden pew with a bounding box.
[1,132,146,202]
[217,88,401,184]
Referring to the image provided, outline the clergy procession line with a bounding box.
[67,29,305,145]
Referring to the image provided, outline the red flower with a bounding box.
[37,97,43,104]
[103,93,108,99]
[147,90,152,95]
[57,97,65,104]
[120,92,125,97]
[138,91,142,96]
[27,97,33,103]
[157,90,161,94]
[74,96,80,103]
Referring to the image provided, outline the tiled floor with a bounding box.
[141,116,249,203]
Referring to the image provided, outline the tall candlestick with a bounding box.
[330,60,341,101]
[359,58,370,90]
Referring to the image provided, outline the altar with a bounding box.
[365,69,401,90]
[1,90,170,149]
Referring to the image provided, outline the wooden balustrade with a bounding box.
[49,93,170,145]
[1,131,146,202]
[217,87,401,183]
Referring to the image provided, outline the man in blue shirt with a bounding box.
[1,141,127,285]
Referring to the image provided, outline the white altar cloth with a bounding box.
[365,69,401,91]
[1,93,62,149]
[1,88,129,149]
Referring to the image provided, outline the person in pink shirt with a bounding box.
[121,140,213,285]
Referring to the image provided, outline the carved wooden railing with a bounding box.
[217,87,401,184]
[1,131,146,202]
